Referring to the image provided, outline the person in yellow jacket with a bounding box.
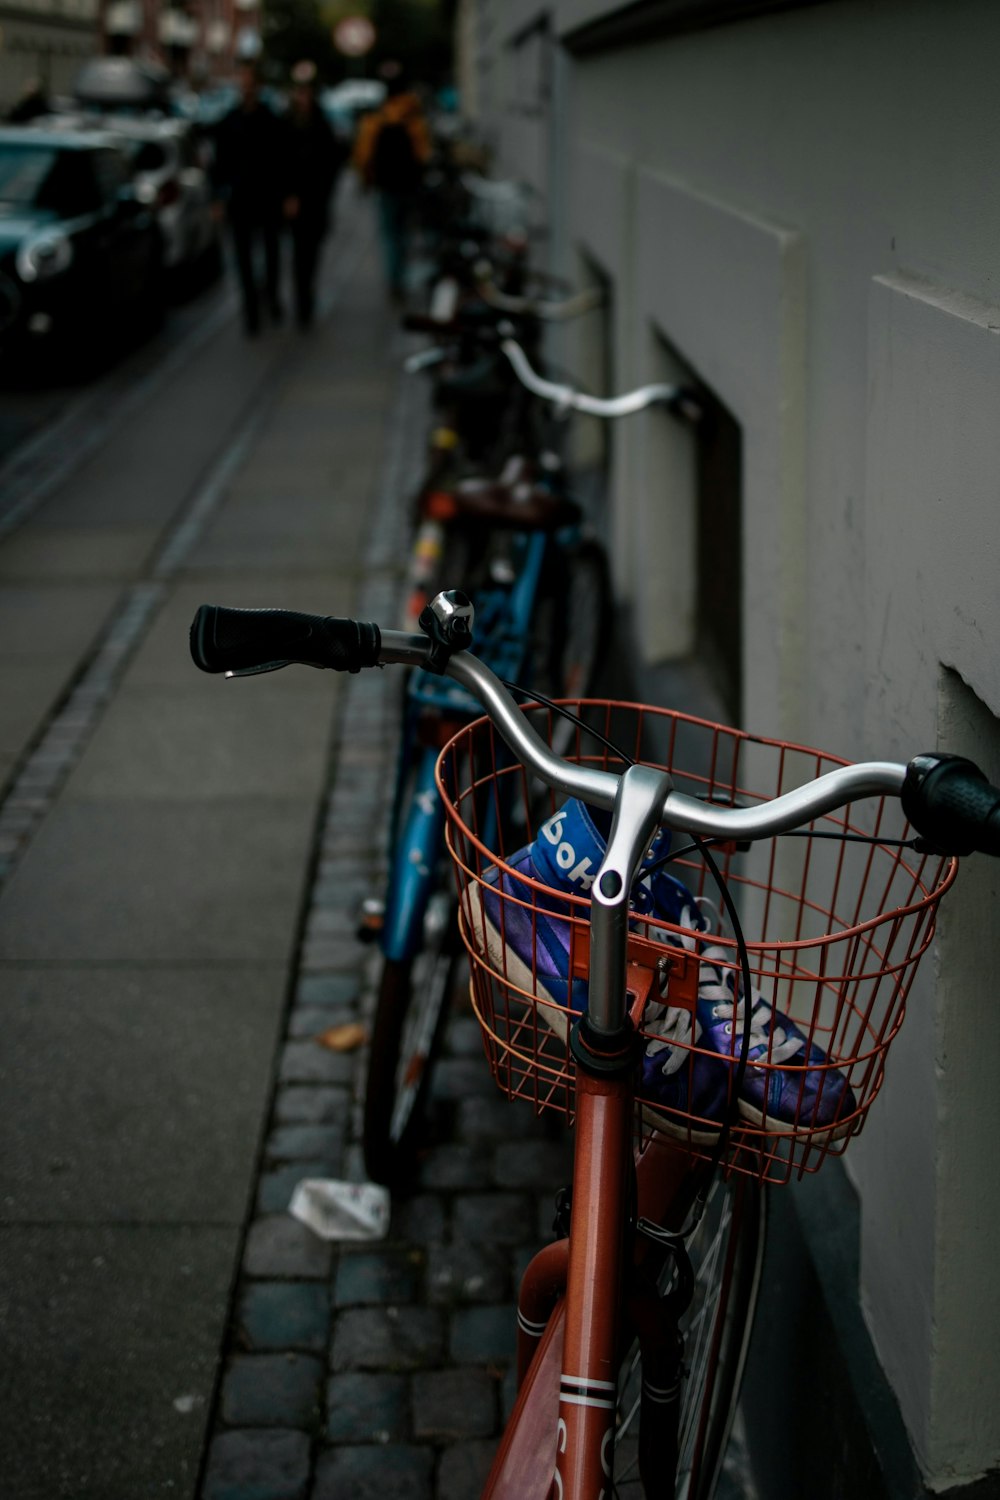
[353,68,431,301]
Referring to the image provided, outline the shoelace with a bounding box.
[634,882,805,1068]
[643,1001,701,1076]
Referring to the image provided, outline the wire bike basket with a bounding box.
[436,700,956,1187]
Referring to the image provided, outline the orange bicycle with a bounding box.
[191,590,1000,1499]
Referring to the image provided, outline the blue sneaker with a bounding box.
[467,799,731,1141]
[633,872,857,1141]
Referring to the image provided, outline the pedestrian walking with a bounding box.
[353,65,430,303]
[284,60,344,329]
[213,62,288,336]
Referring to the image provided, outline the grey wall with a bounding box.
[467,0,1000,1488]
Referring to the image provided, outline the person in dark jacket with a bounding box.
[284,60,344,329]
[213,62,288,335]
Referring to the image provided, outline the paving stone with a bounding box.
[237,1282,330,1354]
[334,1248,421,1307]
[313,1443,434,1500]
[437,1439,501,1500]
[256,1162,332,1216]
[493,1139,573,1190]
[311,878,369,908]
[320,830,379,859]
[330,1306,444,1373]
[416,1142,493,1192]
[321,801,379,833]
[411,1367,497,1441]
[202,1428,311,1500]
[295,974,359,1007]
[449,1305,518,1365]
[278,1040,354,1086]
[287,1006,360,1039]
[306,907,357,939]
[301,940,367,973]
[265,1124,344,1164]
[325,1371,409,1444]
[273,1086,351,1126]
[455,1095,543,1141]
[221,1353,324,1429]
[430,1057,488,1102]
[390,1193,447,1245]
[452,1194,533,1247]
[242,1217,333,1280]
[426,1241,509,1306]
[445,1015,485,1058]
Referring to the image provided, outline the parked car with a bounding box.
[111,116,221,282]
[0,127,163,362]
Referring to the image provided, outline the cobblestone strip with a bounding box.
[200,341,575,1500]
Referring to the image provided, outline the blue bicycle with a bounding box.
[361,473,610,1185]
[360,318,702,1185]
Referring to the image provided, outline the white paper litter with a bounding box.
[288,1178,391,1242]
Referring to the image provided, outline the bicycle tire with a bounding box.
[614,1174,766,1499]
[362,891,460,1187]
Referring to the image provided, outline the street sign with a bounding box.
[333,15,376,58]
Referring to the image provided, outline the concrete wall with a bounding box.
[469,0,1000,1489]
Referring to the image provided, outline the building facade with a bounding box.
[459,1,1000,1495]
[0,0,252,112]
[0,0,101,107]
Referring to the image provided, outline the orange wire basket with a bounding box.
[436,699,957,1187]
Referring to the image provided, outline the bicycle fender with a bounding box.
[380,749,447,963]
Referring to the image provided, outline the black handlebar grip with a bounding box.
[190,605,381,676]
[901,753,1000,856]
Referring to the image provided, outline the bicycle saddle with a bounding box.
[449,470,581,531]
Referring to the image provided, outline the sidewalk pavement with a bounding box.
[0,200,574,1500]
[0,196,756,1500]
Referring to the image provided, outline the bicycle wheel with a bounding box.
[614,1174,766,1499]
[362,890,460,1187]
[530,538,611,755]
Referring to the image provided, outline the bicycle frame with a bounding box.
[380,528,555,967]
[478,764,681,1498]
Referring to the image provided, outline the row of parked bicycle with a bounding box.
[189,155,1000,1499]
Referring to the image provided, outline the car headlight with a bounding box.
[16,232,74,284]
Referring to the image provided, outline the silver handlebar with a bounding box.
[377,628,906,837]
[500,338,694,419]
